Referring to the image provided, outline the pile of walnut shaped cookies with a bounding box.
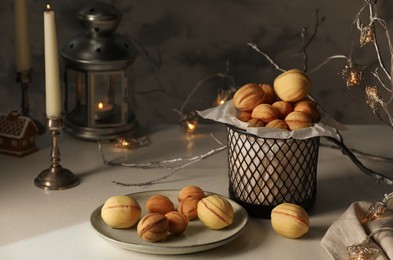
[100,185,234,243]
[233,69,320,130]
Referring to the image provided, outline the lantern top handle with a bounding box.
[77,3,122,35]
[61,3,138,70]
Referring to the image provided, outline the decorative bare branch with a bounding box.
[298,9,326,72]
[248,9,326,74]
[350,0,393,127]
[246,42,285,72]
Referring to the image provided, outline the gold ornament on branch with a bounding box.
[341,61,365,88]
[360,24,375,47]
[365,85,383,117]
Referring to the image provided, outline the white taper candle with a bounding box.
[15,0,32,72]
[44,4,61,118]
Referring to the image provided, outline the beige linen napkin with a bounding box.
[321,201,393,260]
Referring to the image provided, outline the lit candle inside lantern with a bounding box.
[95,101,114,121]
[44,4,61,118]
[15,0,32,72]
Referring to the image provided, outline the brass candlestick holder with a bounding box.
[34,117,79,190]
[16,70,45,135]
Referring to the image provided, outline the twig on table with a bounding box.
[112,145,227,187]
[324,135,393,185]
[97,134,227,187]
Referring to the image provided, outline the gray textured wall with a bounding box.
[1,0,393,127]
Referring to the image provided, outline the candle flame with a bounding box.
[98,102,104,110]
[46,4,51,12]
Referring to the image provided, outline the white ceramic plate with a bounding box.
[90,190,249,255]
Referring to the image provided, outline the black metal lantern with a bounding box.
[61,3,138,140]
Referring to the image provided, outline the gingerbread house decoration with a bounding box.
[0,111,38,156]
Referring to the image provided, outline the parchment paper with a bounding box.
[198,100,345,140]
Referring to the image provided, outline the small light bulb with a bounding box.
[180,111,199,134]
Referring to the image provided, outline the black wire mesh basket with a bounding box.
[227,125,320,218]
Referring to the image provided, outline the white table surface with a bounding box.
[1,124,393,260]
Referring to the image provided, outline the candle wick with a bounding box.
[46,4,51,12]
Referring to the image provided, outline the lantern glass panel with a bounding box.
[90,71,126,127]
[66,69,88,126]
